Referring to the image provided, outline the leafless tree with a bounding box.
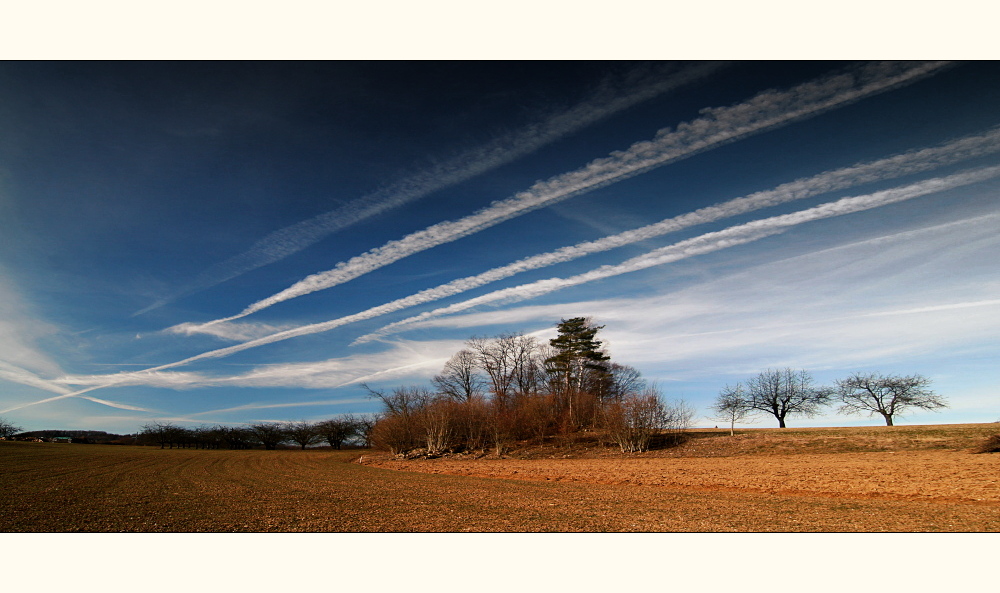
[364,384,433,454]
[248,422,288,450]
[711,383,758,436]
[601,386,692,453]
[0,416,23,439]
[363,383,432,417]
[354,413,379,448]
[140,421,187,449]
[284,420,322,449]
[452,397,490,451]
[420,398,457,455]
[745,368,833,428]
[836,372,947,426]
[315,416,359,449]
[510,334,543,397]
[467,334,521,407]
[486,399,516,456]
[216,425,254,449]
[607,363,646,402]
[432,349,486,402]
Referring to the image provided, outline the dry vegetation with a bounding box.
[2,423,998,532]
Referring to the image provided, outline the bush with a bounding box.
[370,414,418,455]
[600,389,693,453]
[972,434,1000,454]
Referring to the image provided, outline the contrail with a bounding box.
[108,165,1000,374]
[134,62,728,316]
[172,126,1000,343]
[0,356,158,413]
[9,147,995,414]
[356,164,1000,341]
[197,61,950,326]
[0,360,73,397]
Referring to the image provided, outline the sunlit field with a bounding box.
[2,423,998,532]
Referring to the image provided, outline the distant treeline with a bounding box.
[10,430,131,444]
[136,415,377,450]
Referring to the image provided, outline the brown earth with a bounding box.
[2,423,999,532]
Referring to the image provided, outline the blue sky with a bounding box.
[2,60,999,433]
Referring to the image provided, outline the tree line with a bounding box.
[136,415,376,450]
[366,317,693,455]
[711,368,948,433]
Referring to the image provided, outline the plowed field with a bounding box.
[2,423,999,532]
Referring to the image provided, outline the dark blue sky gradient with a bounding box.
[2,61,999,432]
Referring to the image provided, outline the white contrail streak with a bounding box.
[172,126,1000,343]
[105,165,1000,374]
[199,61,949,325]
[0,361,73,396]
[8,147,995,414]
[134,62,727,316]
[0,358,158,413]
[357,165,1000,341]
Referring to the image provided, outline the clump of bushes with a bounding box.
[972,434,1000,454]
[366,318,693,457]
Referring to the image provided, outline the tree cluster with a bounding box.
[0,416,24,439]
[712,369,948,430]
[137,415,377,450]
[7,429,129,444]
[368,317,692,455]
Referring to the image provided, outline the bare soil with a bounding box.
[3,423,998,532]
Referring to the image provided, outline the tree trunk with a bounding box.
[778,417,786,428]
[883,414,894,426]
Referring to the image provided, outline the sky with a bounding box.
[2,60,999,434]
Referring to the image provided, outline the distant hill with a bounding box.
[14,430,131,444]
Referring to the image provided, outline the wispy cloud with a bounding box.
[0,361,72,396]
[0,268,65,378]
[0,378,156,414]
[399,210,1000,378]
[134,62,727,316]
[166,320,297,342]
[8,144,993,416]
[119,165,1000,375]
[14,208,997,414]
[47,340,456,399]
[296,127,992,338]
[200,61,949,325]
[357,165,1000,341]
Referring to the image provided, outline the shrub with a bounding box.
[370,414,418,455]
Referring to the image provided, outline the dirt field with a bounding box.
[2,423,998,532]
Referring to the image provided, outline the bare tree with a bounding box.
[601,386,692,453]
[607,363,646,402]
[0,416,23,439]
[140,421,187,449]
[364,384,433,454]
[432,349,486,402]
[284,420,322,449]
[836,372,947,426]
[315,416,359,449]
[745,368,832,428]
[420,398,457,455]
[214,425,254,449]
[354,413,379,448]
[467,334,521,407]
[711,383,757,436]
[248,422,288,450]
[511,335,545,397]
